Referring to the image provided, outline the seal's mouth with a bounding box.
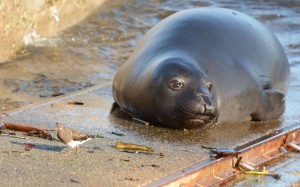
[161,98,217,129]
[176,115,215,129]
[180,108,215,122]
[169,110,216,129]
[151,111,216,129]
[185,114,215,125]
[186,118,206,125]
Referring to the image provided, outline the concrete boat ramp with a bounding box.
[0,81,300,186]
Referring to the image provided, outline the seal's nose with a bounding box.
[201,95,214,114]
[201,95,212,106]
[193,92,214,114]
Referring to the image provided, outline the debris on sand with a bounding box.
[4,123,52,140]
[0,133,29,139]
[67,101,84,105]
[111,131,125,136]
[141,164,160,168]
[132,118,149,125]
[70,179,80,183]
[120,158,130,162]
[124,177,139,181]
[95,134,104,138]
[201,145,241,158]
[22,143,36,151]
[235,156,281,179]
[115,141,154,152]
[290,171,300,176]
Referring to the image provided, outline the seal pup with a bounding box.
[112,8,290,129]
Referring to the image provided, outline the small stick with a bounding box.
[4,123,52,140]
[1,133,29,139]
[4,123,44,132]
[132,118,149,125]
[201,145,216,150]
[68,101,84,105]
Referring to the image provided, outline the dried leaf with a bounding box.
[22,143,36,151]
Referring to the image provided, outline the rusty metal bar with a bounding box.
[287,142,300,151]
[146,126,300,187]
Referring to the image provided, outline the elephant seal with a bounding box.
[112,8,290,129]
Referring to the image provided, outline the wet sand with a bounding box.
[0,82,300,186]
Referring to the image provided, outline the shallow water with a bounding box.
[1,0,300,123]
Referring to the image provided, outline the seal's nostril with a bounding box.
[202,95,212,106]
[205,104,214,113]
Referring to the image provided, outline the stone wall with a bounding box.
[0,0,106,62]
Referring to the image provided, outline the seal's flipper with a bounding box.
[110,102,120,113]
[251,89,285,121]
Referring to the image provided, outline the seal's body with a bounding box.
[112,8,290,129]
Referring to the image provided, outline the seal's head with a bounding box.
[142,57,216,129]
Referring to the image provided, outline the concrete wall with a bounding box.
[0,0,106,62]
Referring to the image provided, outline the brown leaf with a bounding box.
[22,143,36,151]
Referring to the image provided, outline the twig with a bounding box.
[132,118,149,125]
[1,133,29,139]
[4,123,52,140]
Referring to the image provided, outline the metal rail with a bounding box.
[146,126,300,187]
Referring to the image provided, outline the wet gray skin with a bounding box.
[112,8,290,129]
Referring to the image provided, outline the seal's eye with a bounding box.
[168,79,185,90]
[207,82,213,92]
